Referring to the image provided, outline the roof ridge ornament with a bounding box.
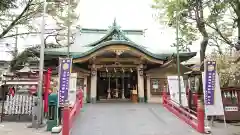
[113,17,117,27]
[108,18,126,41]
[111,33,125,40]
[111,17,121,29]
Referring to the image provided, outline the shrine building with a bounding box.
[43,20,196,103]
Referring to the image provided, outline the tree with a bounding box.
[208,48,240,87]
[204,0,240,63]
[152,0,240,93]
[204,1,237,47]
[1,0,80,70]
[0,0,17,11]
[9,44,60,70]
[152,0,209,70]
[0,0,79,45]
[171,38,192,52]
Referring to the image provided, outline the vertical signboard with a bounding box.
[167,76,188,107]
[204,60,216,105]
[202,72,224,116]
[58,58,72,106]
[68,73,77,107]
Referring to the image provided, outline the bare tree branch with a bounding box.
[205,22,234,47]
[0,0,33,39]
[2,28,63,39]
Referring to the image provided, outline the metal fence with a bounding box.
[1,93,34,122]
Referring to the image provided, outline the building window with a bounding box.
[150,78,167,95]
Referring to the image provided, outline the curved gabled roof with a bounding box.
[44,19,197,62]
[72,40,197,62]
[72,40,166,60]
[83,19,146,48]
[83,28,134,47]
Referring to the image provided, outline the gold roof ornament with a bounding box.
[114,49,125,55]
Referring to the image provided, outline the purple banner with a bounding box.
[58,58,72,105]
[205,61,216,105]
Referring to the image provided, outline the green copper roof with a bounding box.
[44,45,196,62]
[72,40,167,60]
[44,19,197,62]
[83,19,144,47]
[71,40,196,61]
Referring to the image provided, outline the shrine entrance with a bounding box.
[96,69,138,101]
[72,44,166,103]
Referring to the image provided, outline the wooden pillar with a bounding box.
[197,100,205,133]
[107,76,111,99]
[90,65,97,103]
[146,75,151,103]
[83,76,88,103]
[44,68,52,113]
[122,74,125,99]
[115,76,118,98]
[137,64,144,103]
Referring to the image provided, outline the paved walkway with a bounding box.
[0,122,48,135]
[1,103,240,135]
[71,103,200,135]
[209,122,240,135]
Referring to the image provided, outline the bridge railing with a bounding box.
[62,90,83,135]
[162,89,205,133]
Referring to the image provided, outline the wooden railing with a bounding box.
[62,90,83,135]
[162,90,205,133]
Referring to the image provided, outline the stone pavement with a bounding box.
[0,122,49,135]
[71,103,201,135]
[71,103,240,135]
[1,103,240,135]
[209,121,240,135]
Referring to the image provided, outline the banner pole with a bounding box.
[175,0,181,105]
[67,0,71,57]
[36,0,46,128]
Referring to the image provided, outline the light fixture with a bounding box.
[106,67,108,72]
[130,68,133,72]
[114,68,116,73]
[91,70,96,76]
[139,69,143,76]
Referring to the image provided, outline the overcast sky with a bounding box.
[0,0,202,62]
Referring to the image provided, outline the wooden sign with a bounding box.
[225,106,238,112]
